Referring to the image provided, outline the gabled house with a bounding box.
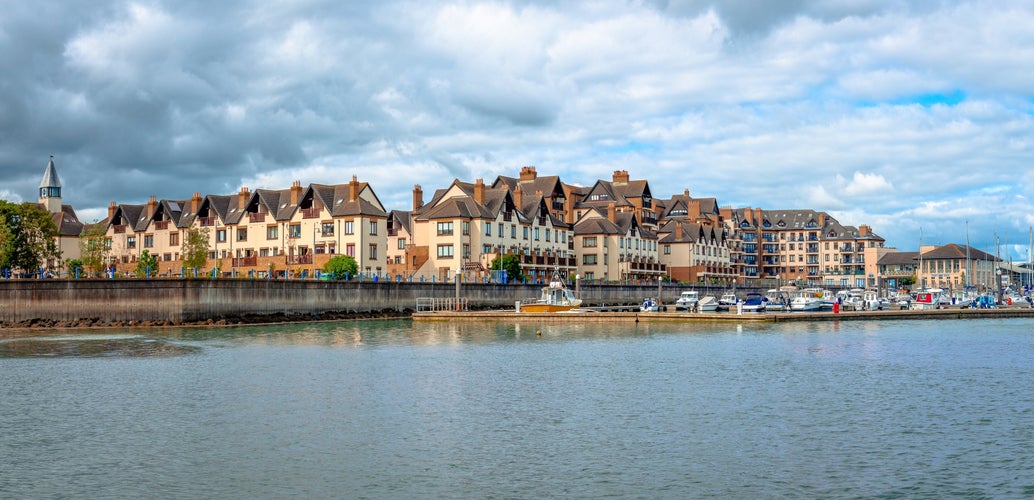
[657,219,733,283]
[572,203,662,282]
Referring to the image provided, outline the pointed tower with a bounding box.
[38,155,62,214]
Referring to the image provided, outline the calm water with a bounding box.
[2,318,1033,498]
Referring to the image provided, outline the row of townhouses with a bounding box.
[29,157,1018,289]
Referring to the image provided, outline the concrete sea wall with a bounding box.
[0,279,702,325]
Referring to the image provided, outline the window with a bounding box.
[523,227,529,240]
[462,221,470,235]
[322,222,334,236]
[664,245,671,255]
[369,244,378,260]
[511,225,516,239]
[583,237,597,247]
[346,244,355,257]
[485,223,492,236]
[483,244,492,254]
[398,238,406,249]
[546,229,551,242]
[169,232,179,246]
[289,224,301,239]
[237,228,247,241]
[498,223,503,237]
[216,229,227,243]
[583,254,598,265]
[260,248,270,257]
[127,236,136,248]
[437,222,453,236]
[463,244,471,259]
[267,226,278,240]
[144,235,154,248]
[437,244,454,258]
[344,221,355,235]
[369,221,377,235]
[534,228,540,240]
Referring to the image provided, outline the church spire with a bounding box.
[39,155,63,213]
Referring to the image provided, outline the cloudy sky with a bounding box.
[2,0,1033,260]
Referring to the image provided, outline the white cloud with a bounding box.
[842,171,893,196]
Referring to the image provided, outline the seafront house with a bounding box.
[100,176,388,277]
[656,219,733,284]
[875,250,919,291]
[572,203,663,282]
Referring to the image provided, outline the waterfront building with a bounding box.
[36,157,84,271]
[407,178,573,282]
[654,190,734,283]
[100,176,387,277]
[874,250,918,291]
[916,243,998,291]
[572,203,662,281]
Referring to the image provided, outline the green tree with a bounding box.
[79,222,110,276]
[182,227,211,272]
[0,200,59,273]
[490,253,524,282]
[323,255,358,278]
[134,249,159,277]
[66,258,84,277]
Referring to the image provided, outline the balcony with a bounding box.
[503,212,513,222]
[288,254,313,265]
[232,256,257,267]
[302,207,320,219]
[249,213,266,223]
[114,225,126,234]
[199,217,215,227]
[155,220,169,230]
[551,201,564,211]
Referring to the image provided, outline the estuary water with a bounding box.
[2,318,1033,498]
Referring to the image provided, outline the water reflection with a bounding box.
[0,334,200,358]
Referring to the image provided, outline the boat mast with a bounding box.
[965,220,971,288]
[918,227,923,289]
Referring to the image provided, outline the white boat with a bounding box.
[640,297,661,312]
[942,288,976,309]
[520,271,582,312]
[789,289,823,311]
[763,289,788,311]
[697,295,719,312]
[862,289,885,311]
[718,293,739,310]
[674,291,700,311]
[836,289,865,311]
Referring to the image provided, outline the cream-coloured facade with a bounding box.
[101,176,387,277]
[915,244,998,291]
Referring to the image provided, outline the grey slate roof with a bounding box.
[39,157,61,188]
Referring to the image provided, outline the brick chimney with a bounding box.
[147,195,158,218]
[607,202,616,222]
[859,224,871,236]
[675,222,683,240]
[191,192,202,214]
[474,178,485,205]
[519,166,537,181]
[349,175,359,202]
[612,170,629,185]
[684,188,690,198]
[687,200,701,219]
[514,188,523,209]
[818,212,827,226]
[290,180,302,206]
[108,201,117,221]
[238,187,250,210]
[413,185,423,210]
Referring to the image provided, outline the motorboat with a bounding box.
[741,292,766,312]
[717,293,739,310]
[836,289,865,311]
[640,297,661,312]
[942,288,976,309]
[763,289,788,311]
[910,288,948,310]
[862,289,884,311]
[789,289,823,312]
[520,271,582,312]
[697,295,719,312]
[674,291,700,311]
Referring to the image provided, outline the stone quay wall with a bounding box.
[0,279,749,325]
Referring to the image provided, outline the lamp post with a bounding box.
[313,224,318,279]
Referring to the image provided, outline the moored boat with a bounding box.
[697,295,719,312]
[675,291,700,311]
[520,272,582,312]
[789,289,823,311]
[717,293,739,311]
[741,292,766,312]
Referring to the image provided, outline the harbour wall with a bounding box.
[0,279,742,325]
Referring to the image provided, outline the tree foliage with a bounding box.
[66,259,84,276]
[79,222,110,276]
[182,227,211,271]
[323,255,358,278]
[0,200,59,273]
[134,249,159,277]
[490,253,524,282]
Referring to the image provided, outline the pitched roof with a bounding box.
[922,244,998,261]
[877,251,919,266]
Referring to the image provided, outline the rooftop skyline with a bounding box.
[2,1,1032,261]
